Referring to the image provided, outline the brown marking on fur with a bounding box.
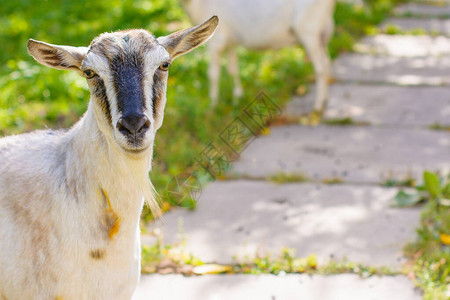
[60,63,77,69]
[89,30,156,63]
[43,60,77,70]
[39,49,56,56]
[90,249,106,260]
[91,76,112,126]
[7,184,58,286]
[99,189,121,240]
[151,69,167,120]
[45,61,62,67]
[107,211,121,240]
[90,37,121,61]
[55,297,64,300]
[43,57,61,63]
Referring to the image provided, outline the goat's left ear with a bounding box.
[157,16,219,59]
[27,39,88,73]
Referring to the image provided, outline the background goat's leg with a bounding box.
[300,33,330,113]
[208,47,222,107]
[226,48,243,105]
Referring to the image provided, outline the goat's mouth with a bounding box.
[121,144,151,154]
[114,133,153,155]
[122,135,152,152]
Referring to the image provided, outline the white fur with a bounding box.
[0,108,147,299]
[182,0,336,111]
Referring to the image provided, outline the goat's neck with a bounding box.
[67,102,152,218]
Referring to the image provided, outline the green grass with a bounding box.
[269,172,310,184]
[323,117,371,126]
[141,238,399,277]
[392,172,450,299]
[368,23,432,36]
[322,177,345,184]
[0,0,407,219]
[429,123,450,131]
[405,201,450,300]
[382,177,416,188]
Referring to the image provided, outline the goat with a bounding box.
[0,16,218,300]
[181,0,335,113]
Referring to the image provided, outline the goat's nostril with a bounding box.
[117,118,131,136]
[116,115,150,136]
[138,118,151,134]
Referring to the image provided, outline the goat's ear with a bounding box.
[27,39,88,72]
[157,16,218,59]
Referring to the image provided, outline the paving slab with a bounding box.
[395,2,450,17]
[231,125,449,183]
[333,53,450,85]
[134,274,422,300]
[382,17,450,35]
[354,34,450,57]
[284,84,450,126]
[149,181,421,267]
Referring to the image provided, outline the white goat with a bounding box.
[182,0,335,112]
[0,16,218,300]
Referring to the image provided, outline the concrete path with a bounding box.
[333,53,450,85]
[383,18,450,36]
[286,85,450,126]
[154,181,420,267]
[134,274,422,300]
[395,2,450,17]
[139,1,450,299]
[231,126,449,183]
[354,34,450,57]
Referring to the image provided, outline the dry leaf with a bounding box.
[192,264,232,275]
[296,85,307,96]
[261,127,271,135]
[328,76,337,84]
[440,233,450,245]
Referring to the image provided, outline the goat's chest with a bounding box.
[64,206,141,299]
[46,195,142,300]
[47,228,140,299]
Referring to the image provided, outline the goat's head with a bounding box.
[27,16,218,155]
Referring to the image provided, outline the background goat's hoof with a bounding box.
[299,110,323,126]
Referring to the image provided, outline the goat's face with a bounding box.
[27,16,218,154]
[81,30,170,153]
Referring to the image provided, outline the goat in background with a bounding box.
[182,0,335,114]
[0,16,218,299]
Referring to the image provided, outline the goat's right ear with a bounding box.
[27,39,88,72]
[157,16,219,59]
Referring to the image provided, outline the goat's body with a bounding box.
[0,108,145,299]
[183,0,335,111]
[193,0,299,50]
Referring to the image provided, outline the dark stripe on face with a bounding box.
[111,53,146,116]
[152,69,165,119]
[93,77,112,126]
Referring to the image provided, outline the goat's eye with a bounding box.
[84,70,96,79]
[159,62,170,71]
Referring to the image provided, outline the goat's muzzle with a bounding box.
[117,114,150,140]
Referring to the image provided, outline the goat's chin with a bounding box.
[113,131,154,156]
[121,144,151,154]
[118,138,153,155]
[114,139,153,156]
